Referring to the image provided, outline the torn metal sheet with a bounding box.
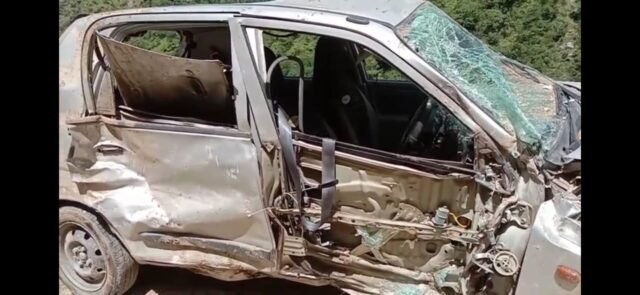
[140,232,273,269]
[124,239,266,282]
[97,33,234,124]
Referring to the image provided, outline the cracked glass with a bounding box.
[398,2,562,152]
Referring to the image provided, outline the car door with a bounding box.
[63,12,276,266]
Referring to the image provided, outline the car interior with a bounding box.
[95,25,474,163]
[261,30,473,162]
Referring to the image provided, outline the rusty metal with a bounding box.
[275,208,481,244]
[140,233,273,268]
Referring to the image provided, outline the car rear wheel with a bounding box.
[59,206,138,295]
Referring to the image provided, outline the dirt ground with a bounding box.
[60,266,343,295]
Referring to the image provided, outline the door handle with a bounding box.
[93,141,127,155]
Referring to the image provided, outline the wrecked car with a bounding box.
[59,0,581,294]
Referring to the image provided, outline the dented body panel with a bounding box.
[65,116,276,268]
[60,1,581,294]
[515,197,581,295]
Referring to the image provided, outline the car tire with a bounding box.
[59,206,138,295]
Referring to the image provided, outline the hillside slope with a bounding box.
[59,0,580,81]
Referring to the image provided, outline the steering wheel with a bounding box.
[397,97,443,156]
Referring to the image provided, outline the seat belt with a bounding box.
[318,139,336,225]
[276,107,337,232]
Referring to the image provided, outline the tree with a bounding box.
[431,0,580,81]
[59,0,580,81]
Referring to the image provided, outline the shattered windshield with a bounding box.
[397,2,562,152]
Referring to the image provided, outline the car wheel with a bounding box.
[59,206,138,295]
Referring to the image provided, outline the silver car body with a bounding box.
[59,0,581,293]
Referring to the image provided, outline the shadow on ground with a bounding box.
[61,266,343,295]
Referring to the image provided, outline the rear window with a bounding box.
[125,30,184,57]
[263,30,319,78]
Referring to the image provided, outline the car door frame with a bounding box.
[229,17,488,270]
[228,16,486,153]
[63,11,278,268]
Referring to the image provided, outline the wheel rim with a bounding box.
[59,222,107,291]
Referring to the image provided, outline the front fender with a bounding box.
[515,197,581,295]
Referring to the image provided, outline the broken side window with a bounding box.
[263,30,318,78]
[361,53,408,82]
[124,30,186,57]
[94,24,237,127]
[253,28,474,162]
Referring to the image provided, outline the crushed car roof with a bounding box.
[261,0,425,26]
[72,0,426,28]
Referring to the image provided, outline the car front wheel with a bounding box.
[59,206,138,295]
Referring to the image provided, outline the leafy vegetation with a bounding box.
[126,30,182,55]
[263,31,319,77]
[59,0,580,81]
[431,0,580,81]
